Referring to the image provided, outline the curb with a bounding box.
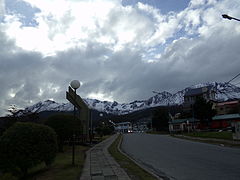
[117,135,162,180]
[172,134,240,148]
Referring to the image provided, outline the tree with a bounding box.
[152,108,169,131]
[95,121,114,136]
[44,114,81,152]
[193,97,216,126]
[0,122,57,177]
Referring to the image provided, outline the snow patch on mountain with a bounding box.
[17,82,240,116]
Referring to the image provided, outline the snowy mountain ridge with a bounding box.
[17,82,240,116]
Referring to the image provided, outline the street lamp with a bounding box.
[222,14,240,22]
[70,80,80,166]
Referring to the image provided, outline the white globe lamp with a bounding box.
[70,80,80,90]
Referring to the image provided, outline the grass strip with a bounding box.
[172,134,240,148]
[27,145,89,180]
[183,131,233,140]
[108,135,158,180]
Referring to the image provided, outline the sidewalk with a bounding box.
[80,134,131,180]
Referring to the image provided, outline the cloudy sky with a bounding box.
[0,0,240,115]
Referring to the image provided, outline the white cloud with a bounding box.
[2,0,181,55]
[88,92,114,102]
[0,0,4,17]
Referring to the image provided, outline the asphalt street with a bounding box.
[121,133,240,180]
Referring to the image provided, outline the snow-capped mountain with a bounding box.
[17,82,240,116]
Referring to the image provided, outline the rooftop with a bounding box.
[185,86,213,97]
[169,113,240,124]
[212,113,240,120]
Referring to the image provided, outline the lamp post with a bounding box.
[99,113,104,138]
[90,109,92,144]
[70,80,80,166]
[222,14,240,22]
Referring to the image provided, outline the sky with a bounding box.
[0,0,240,116]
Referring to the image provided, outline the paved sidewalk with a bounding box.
[80,134,131,180]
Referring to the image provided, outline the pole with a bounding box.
[90,110,92,144]
[192,107,195,131]
[72,88,76,165]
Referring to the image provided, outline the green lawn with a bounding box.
[108,135,157,180]
[27,145,89,180]
[184,131,233,140]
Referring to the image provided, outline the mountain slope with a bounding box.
[17,82,240,116]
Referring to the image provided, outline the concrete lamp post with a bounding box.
[70,80,80,166]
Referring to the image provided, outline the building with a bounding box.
[169,113,240,133]
[168,118,199,133]
[114,122,132,133]
[184,86,215,107]
[211,113,240,129]
[132,117,152,132]
[215,100,240,115]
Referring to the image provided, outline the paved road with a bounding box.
[121,133,240,180]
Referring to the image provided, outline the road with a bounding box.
[121,133,240,180]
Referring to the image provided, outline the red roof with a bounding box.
[217,100,239,106]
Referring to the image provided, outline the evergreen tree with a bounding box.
[193,97,216,126]
[152,108,169,131]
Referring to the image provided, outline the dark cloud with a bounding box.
[0,0,240,116]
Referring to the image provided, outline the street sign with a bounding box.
[66,91,81,110]
[66,86,90,142]
[66,86,88,110]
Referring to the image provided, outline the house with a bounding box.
[132,117,152,132]
[211,113,240,129]
[169,113,240,132]
[114,122,132,133]
[215,100,240,115]
[169,118,199,133]
[184,86,216,108]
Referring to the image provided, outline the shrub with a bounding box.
[95,123,114,136]
[45,114,81,152]
[0,173,18,180]
[0,122,57,177]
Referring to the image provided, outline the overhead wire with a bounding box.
[227,72,240,84]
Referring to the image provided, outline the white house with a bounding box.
[114,122,132,133]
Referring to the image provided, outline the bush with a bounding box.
[95,123,114,136]
[0,173,18,180]
[0,122,57,177]
[45,114,81,152]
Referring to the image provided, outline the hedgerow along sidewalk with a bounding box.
[80,134,130,180]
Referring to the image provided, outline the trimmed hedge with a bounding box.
[0,122,57,177]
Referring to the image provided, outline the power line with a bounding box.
[227,72,240,84]
[233,81,240,86]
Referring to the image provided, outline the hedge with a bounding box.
[0,122,57,177]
